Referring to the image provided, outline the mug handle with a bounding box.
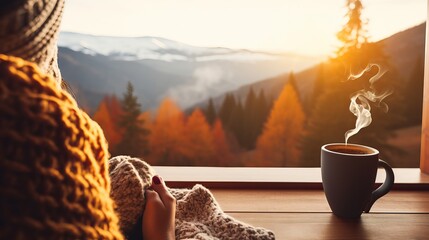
[364,160,395,213]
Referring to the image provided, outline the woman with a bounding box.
[0,1,175,239]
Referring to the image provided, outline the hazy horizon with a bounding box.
[61,0,426,56]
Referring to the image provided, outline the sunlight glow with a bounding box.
[61,0,426,56]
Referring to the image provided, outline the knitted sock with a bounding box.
[0,54,123,239]
[0,0,64,86]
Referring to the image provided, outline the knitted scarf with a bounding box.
[0,54,123,239]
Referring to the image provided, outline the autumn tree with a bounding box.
[148,98,187,165]
[211,119,234,166]
[182,108,215,166]
[255,82,306,167]
[93,97,122,150]
[115,82,149,157]
[288,72,298,94]
[105,94,124,127]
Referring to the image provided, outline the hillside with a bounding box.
[57,32,321,112]
[215,22,426,110]
[58,47,189,112]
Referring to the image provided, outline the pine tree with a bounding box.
[300,86,353,166]
[300,65,401,166]
[115,82,149,157]
[306,63,326,115]
[335,0,390,73]
[219,93,234,129]
[243,87,258,149]
[204,98,217,125]
[299,0,402,167]
[336,0,368,58]
[255,89,270,140]
[231,99,245,148]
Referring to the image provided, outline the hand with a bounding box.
[142,175,176,240]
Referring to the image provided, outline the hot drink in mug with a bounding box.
[321,143,394,218]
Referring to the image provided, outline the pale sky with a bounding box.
[61,0,426,56]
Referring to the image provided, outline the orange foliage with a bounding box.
[148,98,187,165]
[138,111,152,132]
[255,83,306,166]
[211,119,234,166]
[93,98,122,150]
[182,108,215,165]
[104,95,124,125]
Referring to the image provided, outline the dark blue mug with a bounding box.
[321,143,395,218]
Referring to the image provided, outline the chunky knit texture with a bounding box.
[0,0,64,84]
[0,54,123,239]
[109,156,275,240]
[109,155,155,235]
[172,185,275,240]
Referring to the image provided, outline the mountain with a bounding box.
[215,22,426,110]
[57,32,322,112]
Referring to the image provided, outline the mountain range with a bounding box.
[58,22,425,114]
[57,32,321,112]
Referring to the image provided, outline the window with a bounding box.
[59,0,428,170]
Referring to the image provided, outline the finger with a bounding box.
[144,189,164,209]
[151,175,176,210]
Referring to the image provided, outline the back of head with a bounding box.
[0,0,64,84]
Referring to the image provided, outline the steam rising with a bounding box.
[345,64,392,144]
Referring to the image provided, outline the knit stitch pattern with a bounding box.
[0,0,64,84]
[0,54,123,239]
[109,155,155,234]
[108,156,275,240]
[172,185,276,240]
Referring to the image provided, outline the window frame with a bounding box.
[420,9,429,174]
[154,9,429,187]
[154,167,429,190]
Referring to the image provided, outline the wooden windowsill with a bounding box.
[154,167,429,190]
[210,189,429,239]
[153,167,429,238]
